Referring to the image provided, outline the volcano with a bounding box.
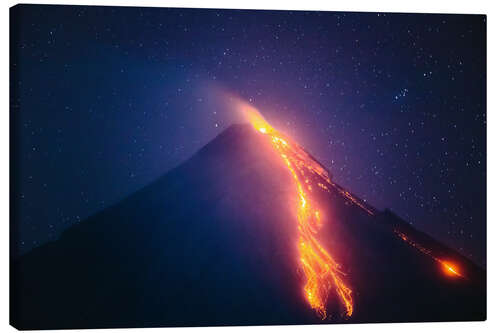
[11,123,486,330]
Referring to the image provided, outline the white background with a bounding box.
[1,0,497,332]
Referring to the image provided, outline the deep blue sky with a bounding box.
[11,5,486,265]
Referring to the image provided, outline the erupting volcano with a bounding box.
[11,105,486,330]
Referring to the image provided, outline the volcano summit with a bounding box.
[11,122,486,330]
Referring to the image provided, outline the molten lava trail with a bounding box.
[255,126,354,319]
[394,229,464,278]
[244,103,462,317]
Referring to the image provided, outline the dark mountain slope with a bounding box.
[11,124,485,329]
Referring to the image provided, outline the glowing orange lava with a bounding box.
[440,260,462,277]
[394,230,464,278]
[238,99,462,317]
[244,109,354,319]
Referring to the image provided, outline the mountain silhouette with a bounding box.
[10,123,486,330]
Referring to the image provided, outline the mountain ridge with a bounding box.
[11,123,486,329]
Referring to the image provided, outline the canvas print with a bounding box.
[10,4,486,329]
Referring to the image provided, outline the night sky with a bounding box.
[11,5,486,265]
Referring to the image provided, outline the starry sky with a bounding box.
[11,5,486,265]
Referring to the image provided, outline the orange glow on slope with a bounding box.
[244,109,353,319]
[394,230,464,278]
[440,261,462,277]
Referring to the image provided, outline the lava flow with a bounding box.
[394,229,463,278]
[245,109,354,319]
